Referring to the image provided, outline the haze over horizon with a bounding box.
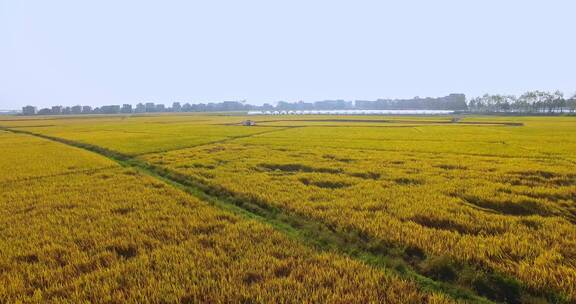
[1,0,575,110]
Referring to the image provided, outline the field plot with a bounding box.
[237,119,576,158]
[0,115,284,155]
[0,130,116,183]
[1,114,575,303]
[0,132,445,303]
[139,115,576,302]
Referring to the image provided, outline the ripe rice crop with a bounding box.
[0,115,284,155]
[0,166,448,303]
[139,115,576,301]
[0,131,116,183]
[2,114,575,302]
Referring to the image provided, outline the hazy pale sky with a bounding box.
[1,0,574,109]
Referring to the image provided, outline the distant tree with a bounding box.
[472,95,486,112]
[514,93,528,112]
[538,91,555,113]
[482,94,496,112]
[568,94,576,113]
[551,90,565,113]
[182,103,192,112]
[519,91,541,112]
[467,97,480,112]
[468,91,570,114]
[492,95,509,112]
[503,95,516,112]
[540,91,556,112]
[470,95,489,112]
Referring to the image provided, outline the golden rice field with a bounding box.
[0,130,450,303]
[1,114,575,303]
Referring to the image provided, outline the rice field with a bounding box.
[0,131,447,303]
[1,114,575,303]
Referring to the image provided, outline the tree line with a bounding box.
[468,91,576,113]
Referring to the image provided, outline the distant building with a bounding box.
[121,104,133,113]
[38,108,52,115]
[145,102,155,112]
[314,100,351,110]
[51,106,62,114]
[100,105,121,114]
[135,103,146,113]
[355,94,467,110]
[71,105,82,114]
[22,105,37,115]
[155,104,166,112]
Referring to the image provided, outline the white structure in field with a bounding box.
[247,110,454,115]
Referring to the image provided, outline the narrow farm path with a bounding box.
[0,126,511,304]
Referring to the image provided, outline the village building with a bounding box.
[21,105,37,115]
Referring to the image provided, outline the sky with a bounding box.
[1,0,575,109]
